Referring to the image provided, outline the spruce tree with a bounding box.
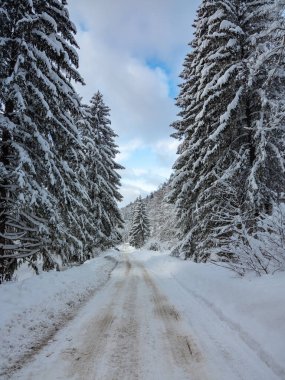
[85,92,124,250]
[169,0,285,266]
[129,196,150,248]
[169,0,247,261]
[0,0,85,281]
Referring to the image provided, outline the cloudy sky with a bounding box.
[68,0,201,206]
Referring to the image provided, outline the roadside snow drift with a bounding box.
[0,250,119,376]
[134,249,285,379]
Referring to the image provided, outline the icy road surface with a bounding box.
[11,246,284,380]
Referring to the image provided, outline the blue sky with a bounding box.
[68,0,201,206]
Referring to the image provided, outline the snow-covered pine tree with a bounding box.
[169,0,285,268]
[85,92,124,250]
[74,104,100,260]
[0,0,86,281]
[169,0,248,261]
[144,181,177,248]
[129,196,150,249]
[243,0,285,213]
[120,199,135,243]
[211,0,285,271]
[223,0,285,274]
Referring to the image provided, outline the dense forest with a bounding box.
[0,1,123,282]
[1,0,285,282]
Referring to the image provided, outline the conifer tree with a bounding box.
[169,0,285,266]
[129,197,150,248]
[169,0,247,261]
[85,92,124,250]
[0,0,85,281]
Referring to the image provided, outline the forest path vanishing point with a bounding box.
[10,247,283,380]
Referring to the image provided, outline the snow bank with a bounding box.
[0,250,120,376]
[134,249,285,371]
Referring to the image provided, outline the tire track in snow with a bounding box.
[67,258,140,380]
[138,261,205,379]
[171,274,285,379]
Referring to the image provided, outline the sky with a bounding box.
[68,0,201,207]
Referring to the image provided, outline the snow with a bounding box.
[0,250,119,377]
[219,20,244,35]
[1,245,285,379]
[135,249,285,378]
[210,86,243,141]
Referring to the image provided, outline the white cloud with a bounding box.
[120,178,158,207]
[131,168,148,177]
[119,165,173,206]
[123,178,157,194]
[116,139,144,162]
[74,30,176,144]
[120,185,149,207]
[69,0,200,63]
[152,138,179,166]
[67,0,201,205]
[154,138,179,154]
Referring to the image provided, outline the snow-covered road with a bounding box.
[12,252,204,380]
[6,246,285,380]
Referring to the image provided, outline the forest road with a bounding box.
[12,251,206,380]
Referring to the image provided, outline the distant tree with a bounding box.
[129,197,150,248]
[0,0,85,281]
[120,201,134,243]
[121,181,177,250]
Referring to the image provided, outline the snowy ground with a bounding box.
[1,245,285,379]
[0,250,119,378]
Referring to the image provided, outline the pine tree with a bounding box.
[129,196,150,248]
[0,0,85,281]
[85,92,124,250]
[169,0,285,267]
[238,0,285,215]
[169,0,248,261]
